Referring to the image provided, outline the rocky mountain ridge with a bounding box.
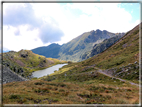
[32,29,125,62]
[81,34,124,60]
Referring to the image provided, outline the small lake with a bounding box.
[32,63,67,78]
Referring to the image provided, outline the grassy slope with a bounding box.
[83,24,140,69]
[46,23,140,83]
[3,24,140,104]
[3,79,139,104]
[32,43,61,58]
[2,50,67,78]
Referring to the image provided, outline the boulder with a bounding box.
[20,50,28,58]
[134,61,137,64]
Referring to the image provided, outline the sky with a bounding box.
[2,2,140,52]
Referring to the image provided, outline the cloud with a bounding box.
[3,3,64,46]
[3,3,140,51]
[39,23,64,44]
[3,3,39,27]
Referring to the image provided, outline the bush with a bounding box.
[34,82,44,85]
[9,94,20,99]
[59,89,65,92]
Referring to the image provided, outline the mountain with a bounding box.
[31,29,125,62]
[1,49,67,79]
[83,23,140,69]
[32,43,61,58]
[3,24,140,104]
[42,23,140,84]
[81,34,124,60]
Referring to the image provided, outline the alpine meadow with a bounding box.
[1,2,141,106]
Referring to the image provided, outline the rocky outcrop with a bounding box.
[102,62,139,81]
[1,64,28,84]
[20,51,28,58]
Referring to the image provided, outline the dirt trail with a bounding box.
[95,68,140,87]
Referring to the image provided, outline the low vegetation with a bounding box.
[2,23,141,104]
[3,79,139,104]
[2,50,67,78]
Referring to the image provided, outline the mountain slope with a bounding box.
[2,64,28,84]
[32,43,61,58]
[2,24,140,104]
[1,50,67,79]
[42,23,140,84]
[31,30,125,62]
[83,23,140,69]
[81,34,124,60]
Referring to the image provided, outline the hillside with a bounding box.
[32,30,125,62]
[40,22,140,85]
[81,34,124,60]
[1,50,67,79]
[83,23,140,69]
[32,43,61,58]
[2,64,28,84]
[2,23,140,104]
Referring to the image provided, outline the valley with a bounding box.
[2,23,141,105]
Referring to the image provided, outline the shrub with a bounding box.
[60,83,66,87]
[9,94,21,99]
[34,82,44,85]
[59,89,65,92]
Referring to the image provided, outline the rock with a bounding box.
[64,73,67,77]
[2,65,28,84]
[126,69,128,72]
[136,66,139,69]
[134,61,137,64]
[43,60,46,63]
[20,50,28,58]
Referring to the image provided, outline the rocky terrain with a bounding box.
[1,50,67,83]
[1,64,28,84]
[81,34,124,60]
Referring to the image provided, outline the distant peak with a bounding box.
[96,29,101,31]
[90,30,95,33]
[103,30,107,32]
[49,43,60,46]
[9,50,16,53]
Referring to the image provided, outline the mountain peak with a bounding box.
[90,30,95,33]
[103,30,107,32]
[49,43,60,46]
[96,29,101,32]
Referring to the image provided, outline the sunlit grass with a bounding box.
[3,79,139,104]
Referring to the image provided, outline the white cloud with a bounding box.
[3,3,140,51]
[3,25,43,51]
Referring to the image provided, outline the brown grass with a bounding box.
[3,79,139,104]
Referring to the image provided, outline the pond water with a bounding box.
[32,63,68,78]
